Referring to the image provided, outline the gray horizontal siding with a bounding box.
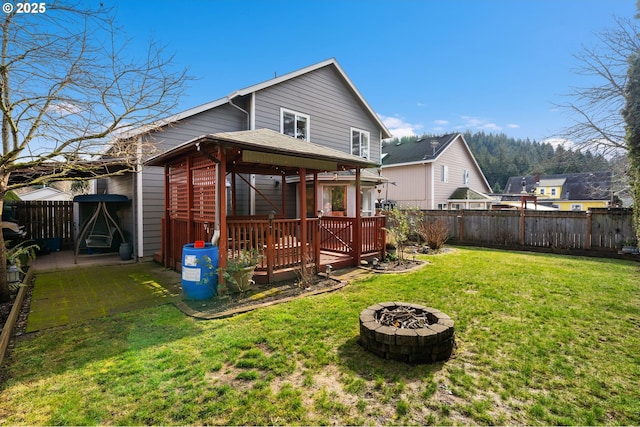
[253,66,382,165]
[139,104,247,258]
[141,166,165,258]
[145,104,246,154]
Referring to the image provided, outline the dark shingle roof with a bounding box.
[381,133,458,165]
[504,172,612,200]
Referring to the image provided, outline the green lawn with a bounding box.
[1,247,639,425]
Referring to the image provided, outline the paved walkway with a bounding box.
[31,250,136,273]
[28,262,181,332]
[27,250,373,332]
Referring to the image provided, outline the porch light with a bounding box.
[317,209,323,219]
[7,264,20,284]
[325,264,332,278]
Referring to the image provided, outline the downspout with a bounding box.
[227,92,256,214]
[430,163,435,209]
[135,136,144,260]
[227,93,250,129]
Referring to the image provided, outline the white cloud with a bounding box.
[542,137,578,151]
[378,114,423,139]
[47,102,82,116]
[506,123,520,129]
[434,119,449,126]
[461,115,502,131]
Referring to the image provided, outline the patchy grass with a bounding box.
[1,247,639,425]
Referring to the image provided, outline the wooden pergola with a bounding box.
[146,129,386,283]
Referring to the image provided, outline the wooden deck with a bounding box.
[163,216,386,284]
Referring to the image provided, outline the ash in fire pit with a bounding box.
[359,302,455,363]
[375,305,434,329]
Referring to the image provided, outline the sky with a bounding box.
[111,0,637,143]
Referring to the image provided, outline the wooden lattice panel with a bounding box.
[191,164,216,222]
[168,161,188,220]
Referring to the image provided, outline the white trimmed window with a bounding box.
[441,165,449,183]
[463,169,470,185]
[281,108,309,140]
[551,188,557,196]
[351,128,370,159]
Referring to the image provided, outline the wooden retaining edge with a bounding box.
[175,280,348,320]
[0,267,34,366]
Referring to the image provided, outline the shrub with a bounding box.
[416,217,449,251]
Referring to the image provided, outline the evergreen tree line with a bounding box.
[384,131,613,192]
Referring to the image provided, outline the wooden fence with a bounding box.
[417,207,635,254]
[4,200,75,249]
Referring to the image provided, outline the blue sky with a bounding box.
[113,0,637,142]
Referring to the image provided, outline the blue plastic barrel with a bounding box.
[181,243,218,300]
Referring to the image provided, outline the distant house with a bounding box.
[380,133,493,210]
[99,58,392,264]
[503,172,613,211]
[17,186,72,201]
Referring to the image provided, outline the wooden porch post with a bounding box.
[313,172,320,272]
[299,168,308,264]
[354,168,362,266]
[231,172,237,217]
[186,156,193,243]
[218,147,228,287]
[281,174,286,217]
[163,164,171,268]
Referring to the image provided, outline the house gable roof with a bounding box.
[381,132,492,191]
[504,172,612,200]
[125,59,391,140]
[381,133,458,166]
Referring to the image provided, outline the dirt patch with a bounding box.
[176,277,347,319]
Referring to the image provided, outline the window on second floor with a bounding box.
[463,169,470,186]
[551,188,557,196]
[539,188,546,195]
[281,108,309,140]
[351,128,370,159]
[441,165,449,183]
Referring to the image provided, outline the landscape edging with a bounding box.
[0,267,34,366]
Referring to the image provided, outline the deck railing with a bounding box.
[164,215,386,279]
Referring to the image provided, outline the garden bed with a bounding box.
[0,269,34,365]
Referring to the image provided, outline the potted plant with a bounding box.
[220,249,261,293]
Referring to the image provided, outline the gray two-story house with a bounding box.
[99,59,391,273]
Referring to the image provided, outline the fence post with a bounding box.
[586,210,592,250]
[520,209,525,246]
[457,213,464,242]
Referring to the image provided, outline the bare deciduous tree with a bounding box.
[557,17,640,157]
[0,1,188,302]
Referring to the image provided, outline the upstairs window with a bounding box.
[441,165,449,183]
[463,169,470,186]
[351,128,370,159]
[281,108,309,140]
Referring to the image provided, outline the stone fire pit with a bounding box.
[358,302,455,363]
